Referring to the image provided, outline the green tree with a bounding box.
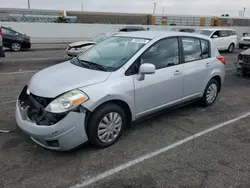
[56,16,67,23]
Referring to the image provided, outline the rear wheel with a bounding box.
[228,43,235,53]
[201,79,219,107]
[87,103,127,148]
[11,42,21,52]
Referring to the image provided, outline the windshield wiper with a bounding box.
[77,58,108,71]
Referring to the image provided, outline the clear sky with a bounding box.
[1,0,249,17]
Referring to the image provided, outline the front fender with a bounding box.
[79,75,135,120]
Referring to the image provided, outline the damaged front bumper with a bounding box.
[15,86,89,151]
[66,47,84,57]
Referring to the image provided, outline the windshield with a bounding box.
[77,36,150,71]
[93,33,109,43]
[195,30,213,36]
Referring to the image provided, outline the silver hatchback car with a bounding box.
[16,31,225,151]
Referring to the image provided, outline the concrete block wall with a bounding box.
[1,22,250,43]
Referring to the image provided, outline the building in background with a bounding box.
[0,8,250,26]
[0,8,76,23]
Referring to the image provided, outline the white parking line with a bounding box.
[0,100,16,105]
[0,70,38,75]
[71,111,250,188]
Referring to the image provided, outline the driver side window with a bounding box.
[141,37,179,70]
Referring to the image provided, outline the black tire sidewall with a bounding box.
[202,79,219,107]
[87,103,127,148]
[228,43,234,53]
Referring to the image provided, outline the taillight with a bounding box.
[26,36,30,41]
[216,56,226,65]
[0,27,2,37]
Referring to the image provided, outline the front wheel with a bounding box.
[87,103,127,148]
[228,43,235,53]
[11,42,21,52]
[201,79,219,107]
[239,44,244,49]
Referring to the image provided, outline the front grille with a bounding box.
[243,39,250,41]
[19,86,67,126]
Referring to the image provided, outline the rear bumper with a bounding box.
[0,46,5,57]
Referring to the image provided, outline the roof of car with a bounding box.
[197,28,236,31]
[115,30,211,40]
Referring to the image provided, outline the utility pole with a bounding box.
[153,2,157,15]
[162,7,165,14]
[81,2,84,11]
[243,7,246,17]
[28,0,30,9]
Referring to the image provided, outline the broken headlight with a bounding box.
[45,89,89,113]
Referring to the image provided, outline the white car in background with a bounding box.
[66,32,115,58]
[239,33,250,49]
[195,28,238,53]
[66,26,148,58]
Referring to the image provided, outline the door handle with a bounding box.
[205,62,211,67]
[174,70,182,75]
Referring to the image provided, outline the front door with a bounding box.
[212,31,224,50]
[133,37,184,118]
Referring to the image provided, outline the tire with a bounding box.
[239,44,244,49]
[87,103,127,148]
[228,43,235,53]
[11,42,21,52]
[201,79,219,107]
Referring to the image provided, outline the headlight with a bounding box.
[45,89,89,113]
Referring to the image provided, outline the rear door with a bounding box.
[181,37,212,99]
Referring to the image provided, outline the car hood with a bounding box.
[241,37,250,40]
[28,61,111,98]
[240,48,250,55]
[69,41,96,47]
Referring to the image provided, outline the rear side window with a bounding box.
[182,38,202,62]
[219,30,229,37]
[200,39,210,59]
[182,37,210,62]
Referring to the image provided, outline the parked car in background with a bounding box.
[0,26,5,57]
[2,26,31,52]
[66,26,148,57]
[195,28,237,53]
[236,48,250,76]
[66,32,115,58]
[16,31,225,151]
[239,33,250,49]
[170,28,196,33]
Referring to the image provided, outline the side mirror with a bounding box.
[138,63,156,81]
[212,35,218,38]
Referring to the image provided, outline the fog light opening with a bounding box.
[46,140,59,147]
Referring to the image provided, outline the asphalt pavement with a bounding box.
[1,47,250,188]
